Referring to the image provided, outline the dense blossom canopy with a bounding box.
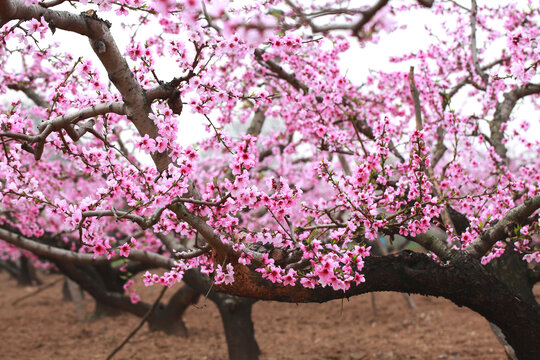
[0,0,539,300]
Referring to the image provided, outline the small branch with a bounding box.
[431,126,447,168]
[106,286,168,360]
[7,83,49,108]
[408,66,423,131]
[82,209,147,227]
[0,102,125,160]
[169,203,233,258]
[171,194,231,207]
[442,57,509,108]
[154,233,211,259]
[246,108,267,137]
[416,0,434,6]
[351,0,389,35]
[285,0,431,36]
[266,206,296,244]
[254,48,309,94]
[38,102,126,133]
[174,245,211,259]
[408,67,456,235]
[470,0,488,85]
[297,223,345,231]
[448,0,471,12]
[11,277,62,305]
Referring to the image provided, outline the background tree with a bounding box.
[0,0,539,359]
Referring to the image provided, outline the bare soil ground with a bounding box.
[0,272,517,360]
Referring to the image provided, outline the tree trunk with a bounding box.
[0,260,21,280]
[216,296,260,360]
[485,249,536,359]
[147,285,200,336]
[65,277,86,320]
[17,256,41,286]
[487,248,536,305]
[183,270,262,360]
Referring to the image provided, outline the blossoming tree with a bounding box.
[1,0,539,359]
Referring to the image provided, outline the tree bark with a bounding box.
[183,271,261,360]
[17,255,42,286]
[147,285,200,336]
[487,249,536,305]
[216,251,540,360]
[216,296,260,360]
[10,225,537,359]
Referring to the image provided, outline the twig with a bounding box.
[408,66,423,131]
[448,0,470,12]
[409,66,456,235]
[105,286,168,360]
[38,0,66,8]
[11,277,62,305]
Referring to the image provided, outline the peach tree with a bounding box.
[0,0,539,358]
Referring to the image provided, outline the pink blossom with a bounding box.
[119,243,130,257]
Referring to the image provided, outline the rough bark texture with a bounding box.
[450,208,535,359]
[54,261,196,333]
[215,251,540,360]
[182,271,262,360]
[216,296,261,360]
[487,249,536,306]
[16,256,41,286]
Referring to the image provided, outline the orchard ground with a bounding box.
[3,272,534,360]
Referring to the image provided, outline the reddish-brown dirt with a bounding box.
[1,272,524,360]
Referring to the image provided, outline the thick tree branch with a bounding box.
[56,260,152,317]
[465,195,540,258]
[0,0,89,32]
[490,83,540,161]
[0,0,171,171]
[0,227,174,268]
[219,250,540,359]
[529,266,540,284]
[409,232,453,260]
